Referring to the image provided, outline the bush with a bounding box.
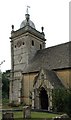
[2,72,9,99]
[52,88,71,117]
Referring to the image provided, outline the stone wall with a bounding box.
[56,69,71,88]
[22,72,38,105]
[9,71,22,104]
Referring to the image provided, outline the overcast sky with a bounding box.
[0,0,70,72]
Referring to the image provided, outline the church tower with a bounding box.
[10,10,46,104]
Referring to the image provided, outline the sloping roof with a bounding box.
[45,69,64,88]
[23,41,71,73]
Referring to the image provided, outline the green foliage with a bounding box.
[2,71,10,99]
[66,88,71,117]
[52,88,71,117]
[2,98,9,109]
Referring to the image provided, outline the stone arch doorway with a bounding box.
[39,87,48,110]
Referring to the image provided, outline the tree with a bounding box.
[2,70,10,99]
[52,88,71,117]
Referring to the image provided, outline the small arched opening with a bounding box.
[39,87,48,110]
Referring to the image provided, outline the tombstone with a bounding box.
[52,114,70,120]
[2,112,14,120]
[23,106,31,118]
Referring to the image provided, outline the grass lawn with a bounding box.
[31,112,59,118]
[14,111,59,119]
[2,99,60,119]
[14,111,23,119]
[0,112,2,120]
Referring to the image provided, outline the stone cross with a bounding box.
[26,6,30,14]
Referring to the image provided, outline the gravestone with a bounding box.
[23,106,31,118]
[2,112,14,120]
[52,113,70,120]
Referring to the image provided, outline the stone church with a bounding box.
[9,11,71,111]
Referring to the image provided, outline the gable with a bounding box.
[33,68,64,90]
[33,69,53,90]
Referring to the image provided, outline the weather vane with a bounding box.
[26,6,30,14]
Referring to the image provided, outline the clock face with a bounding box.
[18,55,22,63]
[17,41,21,47]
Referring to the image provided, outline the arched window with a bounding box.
[32,40,34,46]
[15,45,16,48]
[40,44,42,49]
[23,42,24,45]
